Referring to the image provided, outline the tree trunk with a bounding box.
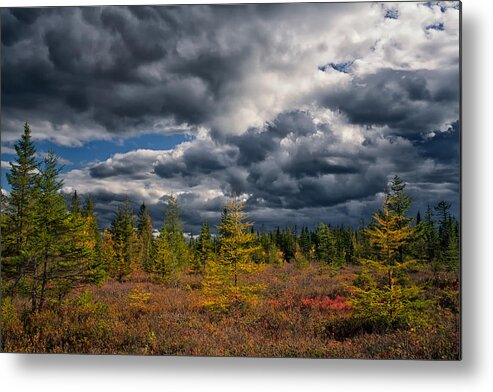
[31,256,38,313]
[388,267,394,323]
[39,254,49,311]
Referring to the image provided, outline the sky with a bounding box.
[0,1,460,233]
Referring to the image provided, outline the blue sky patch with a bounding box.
[426,22,445,31]
[424,2,459,13]
[319,60,354,74]
[1,132,188,192]
[384,9,399,20]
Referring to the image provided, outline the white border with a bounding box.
[2,1,492,391]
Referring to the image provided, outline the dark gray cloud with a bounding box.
[77,108,459,231]
[89,150,161,179]
[1,3,349,145]
[3,3,460,231]
[417,120,460,164]
[319,68,459,139]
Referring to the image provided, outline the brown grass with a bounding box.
[1,263,460,359]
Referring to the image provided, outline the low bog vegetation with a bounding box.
[2,264,459,359]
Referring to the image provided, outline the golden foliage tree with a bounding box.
[350,199,428,328]
[202,197,264,311]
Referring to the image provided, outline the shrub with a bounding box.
[128,287,152,313]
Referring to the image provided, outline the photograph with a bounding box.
[1,1,460,359]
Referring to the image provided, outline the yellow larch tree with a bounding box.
[202,197,264,311]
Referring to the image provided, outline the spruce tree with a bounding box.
[385,175,412,221]
[315,223,339,265]
[153,196,188,283]
[421,205,438,264]
[31,152,94,310]
[3,122,39,291]
[434,200,453,264]
[109,197,137,282]
[299,226,312,258]
[444,216,460,272]
[279,227,297,262]
[194,222,212,273]
[136,202,154,272]
[70,190,81,215]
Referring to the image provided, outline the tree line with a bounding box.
[1,124,460,313]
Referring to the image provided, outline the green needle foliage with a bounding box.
[349,180,430,329]
[109,197,138,282]
[202,196,264,311]
[30,152,95,311]
[2,123,39,295]
[193,222,213,273]
[136,202,155,272]
[154,196,188,283]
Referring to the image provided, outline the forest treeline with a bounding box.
[1,124,460,320]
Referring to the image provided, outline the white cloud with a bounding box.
[4,3,459,230]
[3,3,459,144]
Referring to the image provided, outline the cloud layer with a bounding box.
[2,2,460,231]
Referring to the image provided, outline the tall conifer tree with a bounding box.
[154,196,188,283]
[3,123,39,290]
[31,152,94,310]
[136,202,154,272]
[194,222,212,273]
[109,197,137,282]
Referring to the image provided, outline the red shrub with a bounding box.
[301,295,351,312]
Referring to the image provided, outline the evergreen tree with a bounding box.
[194,222,212,273]
[70,190,81,215]
[416,205,438,264]
[315,223,339,265]
[30,152,94,311]
[81,194,104,279]
[257,227,283,265]
[299,226,312,257]
[109,197,137,282]
[279,227,297,262]
[434,200,453,264]
[189,231,196,252]
[2,123,39,292]
[82,194,95,215]
[153,196,188,283]
[136,202,154,272]
[385,175,412,221]
[444,216,460,272]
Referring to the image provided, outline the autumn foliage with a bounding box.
[0,127,460,359]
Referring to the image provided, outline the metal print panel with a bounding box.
[0,1,461,359]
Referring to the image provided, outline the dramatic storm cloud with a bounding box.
[1,2,460,231]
